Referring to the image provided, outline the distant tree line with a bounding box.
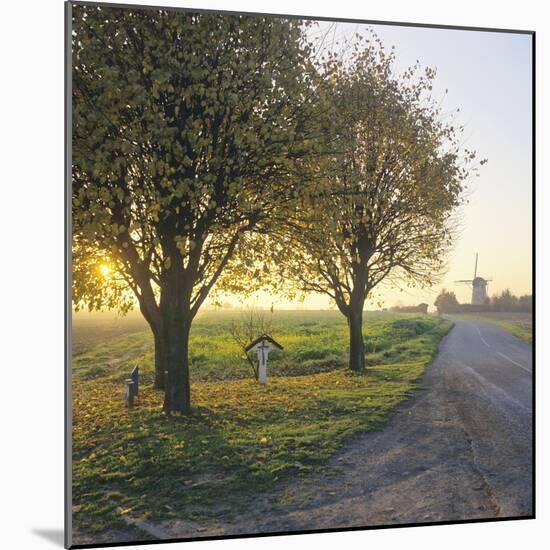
[390,303,429,314]
[434,289,532,314]
[489,289,532,312]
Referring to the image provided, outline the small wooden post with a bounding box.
[258,346,267,384]
[125,380,136,408]
[131,366,139,396]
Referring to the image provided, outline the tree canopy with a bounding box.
[434,289,460,314]
[72,5,320,412]
[272,36,485,370]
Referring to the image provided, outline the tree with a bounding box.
[491,289,518,311]
[71,5,319,413]
[277,35,485,372]
[434,289,460,314]
[490,289,532,312]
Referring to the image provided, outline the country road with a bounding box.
[160,317,533,538]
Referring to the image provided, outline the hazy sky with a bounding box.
[226,21,532,311]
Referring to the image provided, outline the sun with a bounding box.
[99,263,112,277]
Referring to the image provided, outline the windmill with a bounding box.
[455,253,492,305]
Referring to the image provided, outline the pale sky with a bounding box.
[221,22,532,311]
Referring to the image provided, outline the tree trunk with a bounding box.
[162,315,192,414]
[348,304,365,373]
[153,331,166,390]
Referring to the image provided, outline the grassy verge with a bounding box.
[451,313,532,343]
[72,313,452,533]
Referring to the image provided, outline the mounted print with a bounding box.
[65,1,534,547]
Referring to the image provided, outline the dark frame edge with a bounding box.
[68,0,534,35]
[69,515,535,550]
[65,1,73,548]
[531,29,536,520]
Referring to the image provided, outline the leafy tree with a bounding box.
[71,5,319,413]
[491,289,516,311]
[434,289,460,314]
[490,289,532,312]
[278,35,485,371]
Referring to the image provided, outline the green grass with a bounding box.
[73,310,448,382]
[72,311,452,534]
[450,312,532,343]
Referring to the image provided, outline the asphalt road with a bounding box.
[160,317,533,538]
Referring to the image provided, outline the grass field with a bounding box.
[450,312,532,343]
[72,310,453,534]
